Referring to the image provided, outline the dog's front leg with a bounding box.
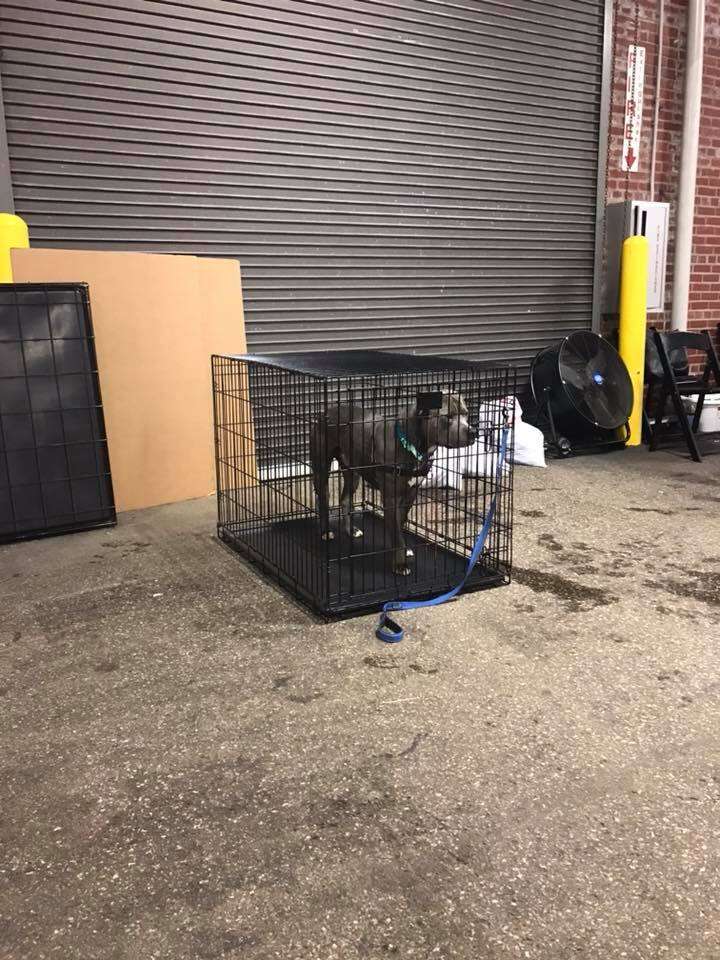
[398,481,420,562]
[339,467,362,539]
[393,510,411,576]
[383,486,412,576]
[310,424,333,540]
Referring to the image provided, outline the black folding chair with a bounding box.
[645,327,720,462]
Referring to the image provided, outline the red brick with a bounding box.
[606,0,720,353]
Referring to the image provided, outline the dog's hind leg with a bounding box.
[398,483,420,559]
[309,425,334,541]
[339,466,362,539]
[381,488,412,576]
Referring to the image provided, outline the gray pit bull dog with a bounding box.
[309,392,477,576]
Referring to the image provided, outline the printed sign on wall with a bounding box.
[622,45,645,172]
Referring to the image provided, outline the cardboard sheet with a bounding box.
[11,248,248,511]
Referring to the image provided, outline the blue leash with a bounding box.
[376,425,510,643]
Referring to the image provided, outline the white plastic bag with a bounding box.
[477,396,520,432]
[474,395,546,469]
[466,395,515,476]
[422,446,465,489]
[463,444,509,478]
[423,393,546,488]
[513,419,546,468]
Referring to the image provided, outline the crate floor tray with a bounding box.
[220,509,507,616]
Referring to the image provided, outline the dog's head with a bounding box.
[422,392,477,448]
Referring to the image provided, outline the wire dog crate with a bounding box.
[212,351,514,617]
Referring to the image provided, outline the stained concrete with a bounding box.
[1,446,719,960]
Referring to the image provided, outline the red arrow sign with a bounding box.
[622,45,645,172]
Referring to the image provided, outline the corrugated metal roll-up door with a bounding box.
[0,0,605,370]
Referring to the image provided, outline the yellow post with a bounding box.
[0,213,30,282]
[618,234,649,446]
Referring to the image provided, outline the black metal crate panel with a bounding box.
[0,284,116,543]
[228,350,505,378]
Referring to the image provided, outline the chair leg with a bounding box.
[669,386,702,462]
[692,367,710,433]
[641,407,652,445]
[692,393,706,434]
[706,341,720,391]
[642,383,656,445]
[648,388,667,452]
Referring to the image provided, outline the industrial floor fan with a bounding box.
[529,331,634,457]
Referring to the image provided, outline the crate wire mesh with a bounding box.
[212,351,514,616]
[0,284,115,543]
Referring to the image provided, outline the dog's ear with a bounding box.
[416,391,443,415]
[440,393,468,416]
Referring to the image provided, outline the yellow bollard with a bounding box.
[618,234,649,446]
[0,213,30,282]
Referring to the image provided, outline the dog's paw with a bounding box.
[352,527,364,539]
[321,530,335,541]
[406,548,414,558]
[393,564,412,577]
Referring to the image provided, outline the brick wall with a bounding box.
[606,0,720,349]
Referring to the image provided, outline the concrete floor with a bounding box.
[1,445,720,960]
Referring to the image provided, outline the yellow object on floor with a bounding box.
[0,213,29,282]
[618,234,649,446]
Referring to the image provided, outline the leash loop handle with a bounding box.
[375,614,405,643]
